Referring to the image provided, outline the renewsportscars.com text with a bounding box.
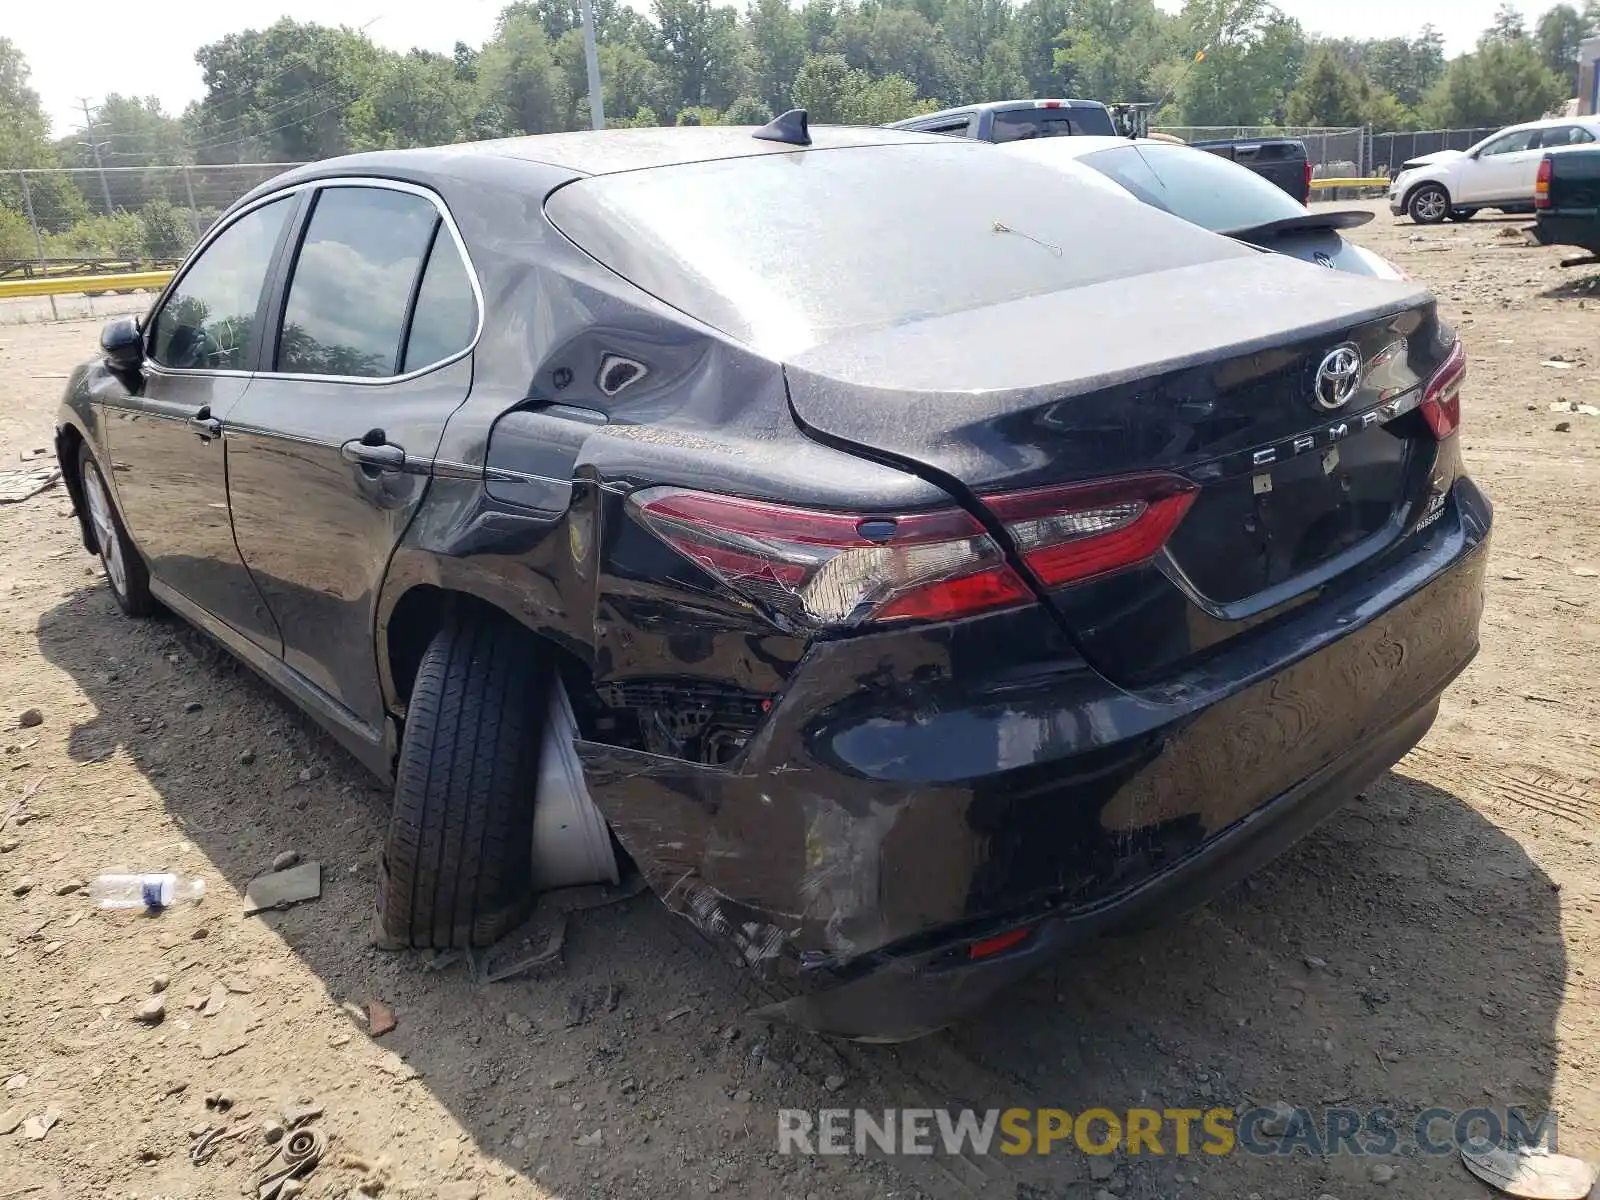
[776,1106,1558,1158]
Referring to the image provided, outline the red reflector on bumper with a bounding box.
[969,926,1032,960]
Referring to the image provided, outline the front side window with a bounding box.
[276,187,441,378]
[149,197,291,371]
[1480,130,1537,156]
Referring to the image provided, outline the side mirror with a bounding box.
[100,314,144,375]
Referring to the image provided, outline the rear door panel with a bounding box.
[223,182,478,733]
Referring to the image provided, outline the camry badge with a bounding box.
[1313,343,1362,410]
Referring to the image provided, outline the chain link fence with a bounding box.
[1365,128,1498,176]
[1156,126,1367,177]
[0,164,305,280]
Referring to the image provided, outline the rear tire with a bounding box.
[374,618,551,950]
[1448,208,1478,222]
[1407,183,1450,224]
[77,443,154,617]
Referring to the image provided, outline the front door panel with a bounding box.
[105,372,282,653]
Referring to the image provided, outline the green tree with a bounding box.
[940,0,1016,99]
[799,0,839,53]
[0,38,89,234]
[140,197,193,259]
[1173,11,1306,125]
[723,95,774,124]
[1014,0,1075,94]
[652,0,752,114]
[1420,31,1567,126]
[1486,3,1527,42]
[843,71,931,123]
[355,50,480,150]
[1536,3,1592,87]
[1285,44,1366,126]
[1054,0,1174,104]
[478,8,570,134]
[747,0,808,114]
[790,52,854,122]
[828,7,959,102]
[187,20,388,163]
[600,42,670,125]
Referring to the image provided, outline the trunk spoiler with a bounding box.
[1222,209,1375,243]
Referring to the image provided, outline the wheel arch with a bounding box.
[1403,177,1451,214]
[54,421,96,555]
[377,571,595,721]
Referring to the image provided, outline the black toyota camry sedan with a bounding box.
[55,116,1489,1041]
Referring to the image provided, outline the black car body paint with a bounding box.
[55,126,1490,1039]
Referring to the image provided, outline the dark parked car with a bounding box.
[1534,146,1600,262]
[1001,135,1408,278]
[1189,136,1312,203]
[57,118,1490,1042]
[886,97,1116,140]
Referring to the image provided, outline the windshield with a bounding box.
[544,142,1246,358]
[1070,143,1309,233]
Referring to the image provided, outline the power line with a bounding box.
[77,98,115,213]
[188,96,357,153]
[196,78,361,140]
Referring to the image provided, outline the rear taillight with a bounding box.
[981,474,1197,591]
[1420,339,1466,440]
[1305,160,1314,199]
[629,474,1197,630]
[1535,157,1552,209]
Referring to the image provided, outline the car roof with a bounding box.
[1498,115,1600,134]
[887,98,1108,127]
[274,123,951,182]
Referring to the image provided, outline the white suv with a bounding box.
[1389,117,1600,224]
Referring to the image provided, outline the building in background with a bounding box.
[1580,36,1600,117]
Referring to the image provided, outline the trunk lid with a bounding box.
[784,254,1452,681]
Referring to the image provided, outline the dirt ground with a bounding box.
[0,200,1596,1200]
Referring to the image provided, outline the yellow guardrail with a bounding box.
[0,270,173,300]
[1309,177,1392,190]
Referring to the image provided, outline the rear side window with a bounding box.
[991,106,1115,141]
[1076,144,1308,233]
[276,187,440,378]
[149,197,291,371]
[401,232,478,373]
[1540,125,1596,147]
[545,141,1248,358]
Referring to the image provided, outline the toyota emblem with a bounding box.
[1313,343,1362,410]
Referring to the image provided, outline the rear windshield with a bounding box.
[543,142,1247,357]
[991,106,1116,141]
[1075,143,1308,233]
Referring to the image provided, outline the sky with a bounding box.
[11,0,1525,138]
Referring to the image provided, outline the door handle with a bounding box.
[189,411,222,440]
[340,438,407,472]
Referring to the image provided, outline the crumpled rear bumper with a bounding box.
[580,479,1490,1040]
[752,694,1444,1041]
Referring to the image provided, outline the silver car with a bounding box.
[1002,135,1407,279]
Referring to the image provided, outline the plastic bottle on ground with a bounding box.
[87,873,206,910]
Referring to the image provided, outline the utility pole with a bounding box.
[580,0,605,130]
[78,98,115,215]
